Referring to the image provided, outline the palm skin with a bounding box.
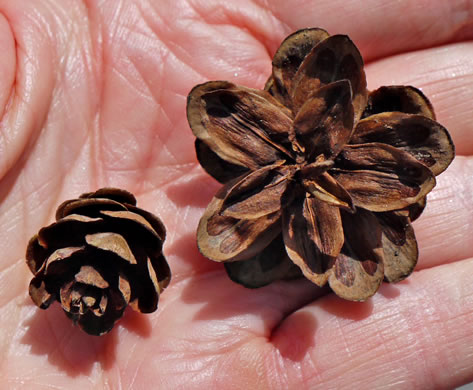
[0,0,472,388]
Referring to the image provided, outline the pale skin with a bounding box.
[0,0,472,388]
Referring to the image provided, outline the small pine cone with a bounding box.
[26,188,170,336]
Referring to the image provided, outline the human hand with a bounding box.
[1,0,472,388]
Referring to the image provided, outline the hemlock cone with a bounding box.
[26,188,170,335]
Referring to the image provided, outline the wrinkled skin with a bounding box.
[1,0,473,388]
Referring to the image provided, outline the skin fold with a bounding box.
[0,0,472,388]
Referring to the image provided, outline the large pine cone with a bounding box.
[26,188,170,336]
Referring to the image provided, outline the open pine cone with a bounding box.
[187,28,455,301]
[26,188,170,335]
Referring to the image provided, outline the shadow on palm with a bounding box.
[21,299,153,376]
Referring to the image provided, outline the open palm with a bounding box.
[1,0,472,388]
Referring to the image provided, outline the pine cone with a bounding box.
[26,188,170,336]
[187,28,455,301]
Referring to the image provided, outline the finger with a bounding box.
[263,0,473,61]
[414,156,473,269]
[0,1,57,180]
[366,42,473,155]
[271,257,473,389]
[0,12,15,117]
